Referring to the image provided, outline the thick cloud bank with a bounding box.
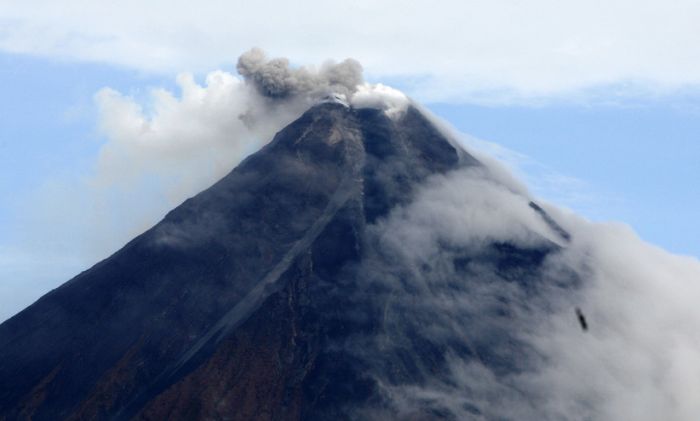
[349,142,700,419]
[524,209,700,420]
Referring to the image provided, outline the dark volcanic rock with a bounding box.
[0,102,567,420]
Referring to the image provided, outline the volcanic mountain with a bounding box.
[0,101,573,420]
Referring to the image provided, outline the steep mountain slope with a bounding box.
[0,102,571,420]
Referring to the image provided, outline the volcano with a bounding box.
[0,101,573,420]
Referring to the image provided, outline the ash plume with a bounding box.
[236,47,363,100]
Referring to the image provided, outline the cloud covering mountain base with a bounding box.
[354,159,700,419]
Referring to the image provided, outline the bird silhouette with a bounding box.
[575,307,588,331]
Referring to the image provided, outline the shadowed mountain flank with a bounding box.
[0,102,572,420]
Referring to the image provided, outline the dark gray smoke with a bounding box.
[236,48,363,99]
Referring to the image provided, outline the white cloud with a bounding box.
[1,0,700,103]
[79,71,275,258]
[93,71,264,199]
[526,206,700,420]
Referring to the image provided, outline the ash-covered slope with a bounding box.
[0,102,572,420]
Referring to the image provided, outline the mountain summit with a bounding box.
[0,102,571,420]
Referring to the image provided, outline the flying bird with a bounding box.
[575,307,588,331]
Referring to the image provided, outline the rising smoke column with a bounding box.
[236,47,363,100]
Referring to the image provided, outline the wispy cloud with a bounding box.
[2,1,700,104]
[424,114,619,219]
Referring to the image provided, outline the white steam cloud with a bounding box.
[93,69,302,208]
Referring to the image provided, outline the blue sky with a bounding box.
[1,0,699,321]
